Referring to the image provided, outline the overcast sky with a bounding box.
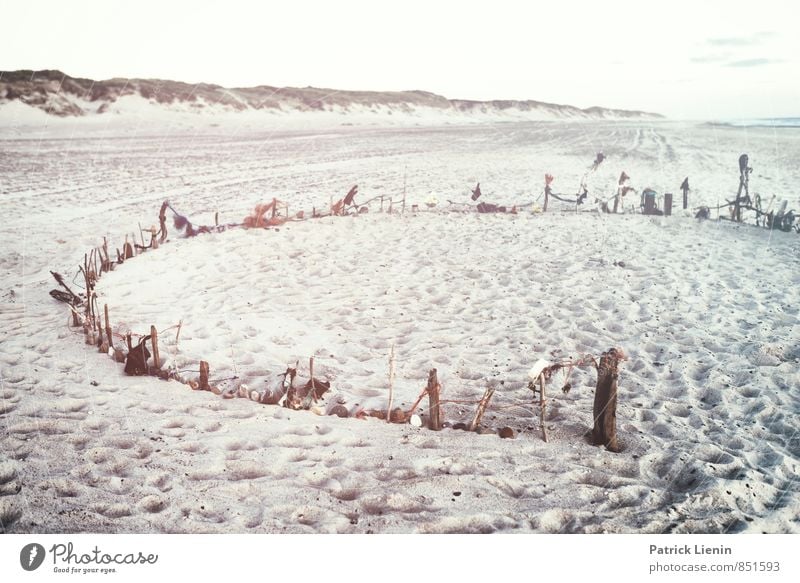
[1,0,797,119]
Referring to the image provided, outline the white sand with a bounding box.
[1,117,798,533]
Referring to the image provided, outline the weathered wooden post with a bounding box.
[680,177,689,210]
[539,373,548,442]
[591,347,625,452]
[101,238,110,272]
[663,192,673,217]
[159,201,168,242]
[199,361,210,391]
[643,190,657,215]
[426,368,442,430]
[104,304,113,349]
[386,345,396,423]
[150,325,161,369]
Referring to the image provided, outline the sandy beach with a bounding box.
[1,118,798,533]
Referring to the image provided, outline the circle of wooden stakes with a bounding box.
[50,195,627,450]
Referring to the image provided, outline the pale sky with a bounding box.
[1,0,798,119]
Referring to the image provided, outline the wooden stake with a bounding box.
[175,319,183,345]
[102,237,110,271]
[468,386,495,432]
[104,304,113,349]
[150,325,161,369]
[159,201,168,242]
[199,361,210,391]
[386,344,396,423]
[426,368,442,430]
[591,347,624,452]
[299,356,317,409]
[138,222,146,247]
[539,373,548,442]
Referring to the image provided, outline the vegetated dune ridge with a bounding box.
[0,69,662,130]
[0,119,798,534]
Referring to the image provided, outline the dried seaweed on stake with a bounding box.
[283,358,330,410]
[158,201,168,242]
[124,334,151,376]
[243,200,286,228]
[330,198,345,216]
[527,354,598,442]
[260,365,294,405]
[344,185,358,206]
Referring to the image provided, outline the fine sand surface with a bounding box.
[1,119,798,533]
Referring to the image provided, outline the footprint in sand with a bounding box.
[138,495,167,514]
[0,462,21,497]
[486,476,529,499]
[92,502,132,519]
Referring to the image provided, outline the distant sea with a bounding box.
[723,117,800,128]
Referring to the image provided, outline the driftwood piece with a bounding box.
[49,290,76,304]
[539,374,548,442]
[591,347,625,452]
[104,304,113,349]
[50,271,75,300]
[426,368,442,430]
[101,237,112,272]
[344,185,358,206]
[471,183,482,201]
[150,325,160,369]
[159,201,168,242]
[468,387,495,432]
[386,345,396,423]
